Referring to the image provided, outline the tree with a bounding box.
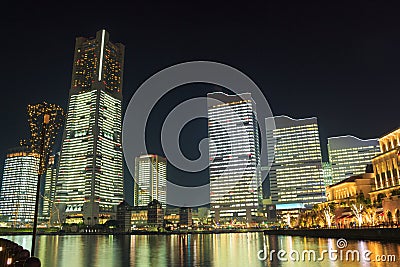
[351,204,364,227]
[356,192,365,204]
[365,206,377,226]
[323,206,335,228]
[328,202,336,213]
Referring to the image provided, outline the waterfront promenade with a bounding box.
[264,227,400,242]
[3,227,400,242]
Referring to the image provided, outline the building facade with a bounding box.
[147,199,164,226]
[325,173,375,202]
[134,154,167,208]
[322,162,333,187]
[328,135,380,184]
[179,208,193,228]
[0,146,39,225]
[266,116,325,208]
[55,30,125,225]
[372,128,400,191]
[370,128,400,210]
[116,201,132,232]
[41,153,59,220]
[207,92,261,223]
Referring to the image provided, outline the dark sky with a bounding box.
[3,2,399,202]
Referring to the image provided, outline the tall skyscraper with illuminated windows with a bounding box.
[55,30,124,225]
[322,162,333,187]
[208,92,261,223]
[328,135,380,184]
[41,153,59,220]
[134,154,167,208]
[0,146,39,224]
[266,116,325,208]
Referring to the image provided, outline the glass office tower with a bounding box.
[208,92,261,223]
[328,135,380,184]
[322,162,333,187]
[134,155,167,208]
[41,153,59,220]
[266,115,325,208]
[0,146,39,225]
[55,30,124,225]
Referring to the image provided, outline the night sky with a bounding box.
[3,2,399,203]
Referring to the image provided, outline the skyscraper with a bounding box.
[328,135,380,184]
[41,153,59,220]
[208,92,261,223]
[322,162,333,187]
[55,30,124,225]
[134,154,167,208]
[0,146,39,225]
[266,116,325,208]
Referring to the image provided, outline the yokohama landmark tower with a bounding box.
[55,30,124,225]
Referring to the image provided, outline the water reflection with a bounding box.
[3,233,400,267]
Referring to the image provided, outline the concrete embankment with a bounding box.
[264,228,400,242]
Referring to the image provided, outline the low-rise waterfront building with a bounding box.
[147,199,164,227]
[179,208,193,228]
[371,128,400,194]
[326,169,375,203]
[370,128,400,223]
[116,201,132,232]
[311,165,376,228]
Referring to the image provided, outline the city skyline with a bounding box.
[0,7,397,209]
[3,2,399,195]
[1,2,400,267]
[1,29,398,208]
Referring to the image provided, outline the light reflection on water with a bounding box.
[2,233,400,267]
